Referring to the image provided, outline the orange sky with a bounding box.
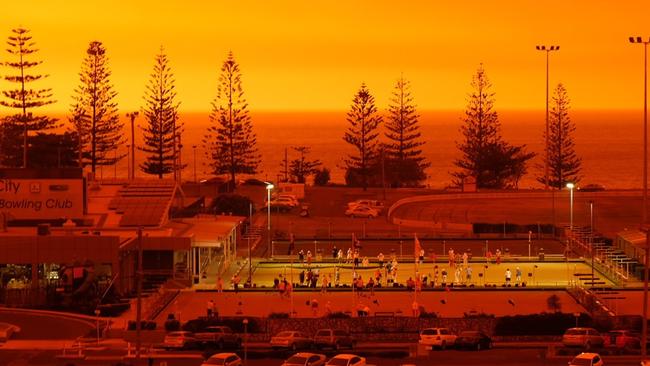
[1,0,649,113]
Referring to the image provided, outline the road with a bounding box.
[1,348,643,366]
[0,309,94,339]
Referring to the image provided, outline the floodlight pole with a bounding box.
[629,38,649,359]
[536,45,560,191]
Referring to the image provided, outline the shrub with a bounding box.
[419,311,438,318]
[326,311,351,319]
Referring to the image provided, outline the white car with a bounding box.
[418,327,457,349]
[325,354,366,366]
[201,352,242,366]
[282,352,327,366]
[347,200,384,213]
[345,205,379,219]
[278,194,300,206]
[568,352,603,366]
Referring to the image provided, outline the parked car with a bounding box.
[345,205,379,219]
[418,327,457,349]
[271,331,314,351]
[603,329,640,349]
[562,328,605,349]
[277,194,300,207]
[347,199,384,213]
[313,329,355,350]
[201,352,242,366]
[163,331,199,350]
[455,331,492,351]
[195,326,242,349]
[266,198,296,212]
[281,352,327,366]
[578,184,605,192]
[325,354,366,366]
[568,352,604,366]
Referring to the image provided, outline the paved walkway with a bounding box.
[158,290,585,321]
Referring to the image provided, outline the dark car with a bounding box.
[455,331,492,351]
[578,184,605,192]
[195,326,242,349]
[313,329,355,350]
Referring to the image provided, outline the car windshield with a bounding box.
[286,356,307,364]
[570,357,592,366]
[565,329,584,335]
[421,329,436,335]
[205,357,226,365]
[327,359,349,366]
[276,331,293,337]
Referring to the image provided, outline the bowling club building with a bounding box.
[0,168,244,306]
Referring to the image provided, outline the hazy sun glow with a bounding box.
[1,0,649,113]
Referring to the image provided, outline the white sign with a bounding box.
[0,178,84,219]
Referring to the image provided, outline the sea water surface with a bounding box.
[95,109,642,189]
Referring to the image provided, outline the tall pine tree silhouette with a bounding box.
[537,83,581,189]
[204,52,260,188]
[0,28,58,168]
[384,75,429,187]
[70,41,124,174]
[343,83,382,191]
[453,64,534,188]
[139,48,182,179]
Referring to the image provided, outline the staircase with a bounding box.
[243,225,263,240]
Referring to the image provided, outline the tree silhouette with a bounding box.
[139,48,182,179]
[343,83,382,191]
[288,146,322,183]
[384,76,429,187]
[204,52,260,188]
[453,65,534,188]
[537,84,581,189]
[70,41,124,174]
[0,28,58,168]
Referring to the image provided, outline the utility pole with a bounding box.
[126,112,139,181]
[135,226,143,358]
[629,37,649,223]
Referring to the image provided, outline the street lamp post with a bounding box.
[566,183,575,231]
[266,183,274,257]
[536,45,560,190]
[243,318,249,365]
[94,309,101,346]
[192,145,197,183]
[629,37,649,224]
[126,112,139,181]
[632,38,650,357]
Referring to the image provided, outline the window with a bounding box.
[593,356,600,363]
[421,329,436,335]
[316,330,330,336]
[226,356,238,363]
[334,330,348,336]
[308,355,320,363]
[440,329,449,335]
[351,357,360,363]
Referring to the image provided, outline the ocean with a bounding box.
[94,109,643,190]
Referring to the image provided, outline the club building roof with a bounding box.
[0,170,244,264]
